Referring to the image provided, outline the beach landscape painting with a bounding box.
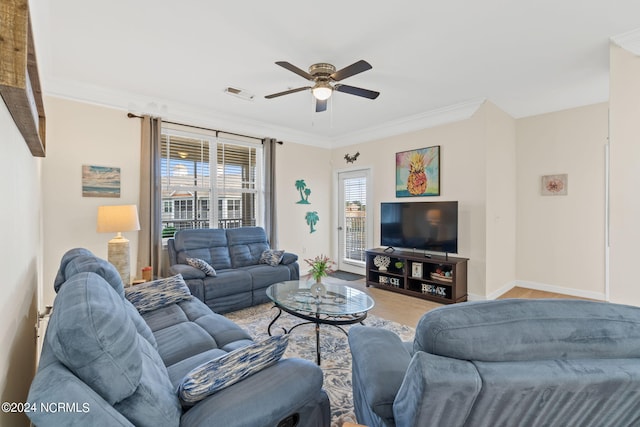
[82,165,121,198]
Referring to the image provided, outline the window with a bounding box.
[160,127,262,237]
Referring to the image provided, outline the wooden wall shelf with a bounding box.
[0,0,46,157]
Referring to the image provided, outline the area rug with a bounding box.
[328,270,365,281]
[226,302,415,426]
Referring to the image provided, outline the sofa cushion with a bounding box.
[186,257,217,276]
[178,334,289,405]
[229,243,270,268]
[203,270,253,298]
[124,299,158,349]
[414,299,640,362]
[48,272,141,404]
[170,263,206,280]
[53,247,95,292]
[174,228,232,270]
[125,274,192,314]
[153,322,218,366]
[113,337,182,427]
[55,253,124,297]
[281,252,299,265]
[260,249,285,266]
[227,227,270,268]
[244,264,291,290]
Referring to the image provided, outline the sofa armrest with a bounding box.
[348,326,412,425]
[169,264,205,280]
[281,252,298,265]
[180,358,329,427]
[393,352,481,427]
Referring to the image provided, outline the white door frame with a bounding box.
[333,167,373,275]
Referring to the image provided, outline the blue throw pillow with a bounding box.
[185,257,217,276]
[259,249,285,267]
[178,334,289,405]
[125,274,192,314]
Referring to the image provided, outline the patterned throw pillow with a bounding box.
[125,274,192,314]
[178,334,289,405]
[259,249,285,267]
[185,257,217,277]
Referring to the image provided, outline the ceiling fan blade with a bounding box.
[275,61,314,80]
[316,99,327,113]
[330,60,372,81]
[335,84,380,100]
[265,86,311,99]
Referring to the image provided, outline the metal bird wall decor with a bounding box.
[344,152,360,163]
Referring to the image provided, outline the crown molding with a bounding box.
[43,76,485,149]
[329,98,486,148]
[43,77,330,146]
[611,27,640,55]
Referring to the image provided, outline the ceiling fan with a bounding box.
[265,60,380,112]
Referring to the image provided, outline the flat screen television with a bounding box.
[381,201,458,254]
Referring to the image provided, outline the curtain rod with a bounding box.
[126,113,283,144]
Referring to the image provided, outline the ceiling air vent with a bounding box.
[224,87,255,101]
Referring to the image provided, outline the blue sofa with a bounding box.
[349,298,640,427]
[168,227,299,314]
[28,248,330,427]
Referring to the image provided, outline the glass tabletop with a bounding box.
[266,280,375,316]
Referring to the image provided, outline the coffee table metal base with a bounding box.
[267,304,368,365]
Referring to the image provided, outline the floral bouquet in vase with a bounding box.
[304,254,336,284]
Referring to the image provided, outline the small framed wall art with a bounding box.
[396,146,440,197]
[82,165,121,198]
[541,174,568,196]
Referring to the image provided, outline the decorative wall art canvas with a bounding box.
[82,165,121,198]
[396,146,440,197]
[541,174,568,196]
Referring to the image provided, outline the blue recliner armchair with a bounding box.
[349,298,640,427]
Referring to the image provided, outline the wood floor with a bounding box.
[347,280,586,327]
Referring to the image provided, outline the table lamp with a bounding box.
[97,204,140,286]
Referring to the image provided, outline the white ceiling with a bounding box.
[30,0,640,147]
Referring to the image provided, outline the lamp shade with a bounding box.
[97,205,140,233]
[312,84,332,101]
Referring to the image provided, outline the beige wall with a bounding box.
[329,103,497,298]
[42,97,141,307]
[516,103,608,300]
[609,44,640,305]
[483,102,517,298]
[0,102,42,427]
[275,141,332,267]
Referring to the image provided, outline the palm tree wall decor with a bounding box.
[295,179,312,204]
[305,211,319,233]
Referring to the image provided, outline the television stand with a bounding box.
[366,248,468,304]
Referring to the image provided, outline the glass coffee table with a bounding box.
[266,280,375,365]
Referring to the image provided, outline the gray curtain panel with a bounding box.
[138,115,162,278]
[263,138,278,249]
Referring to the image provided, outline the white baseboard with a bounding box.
[515,280,605,301]
[469,280,605,301]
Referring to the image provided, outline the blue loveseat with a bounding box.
[168,227,299,314]
[349,298,640,427]
[27,248,330,427]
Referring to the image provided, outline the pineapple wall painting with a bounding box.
[396,146,440,197]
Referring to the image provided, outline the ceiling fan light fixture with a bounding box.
[312,82,332,100]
